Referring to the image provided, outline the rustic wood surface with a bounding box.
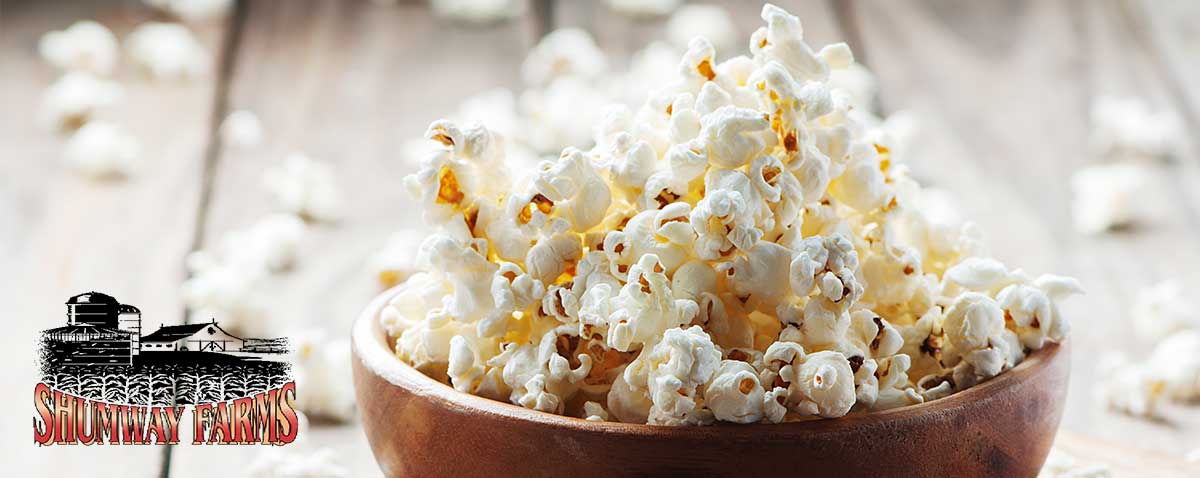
[3,0,1198,476]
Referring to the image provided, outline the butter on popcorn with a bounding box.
[382,3,1080,425]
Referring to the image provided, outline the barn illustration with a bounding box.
[41,292,286,365]
[140,320,244,352]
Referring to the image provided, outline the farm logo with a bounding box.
[33,292,299,446]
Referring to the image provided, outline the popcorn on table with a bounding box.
[1131,280,1199,342]
[263,153,343,222]
[125,22,210,80]
[247,446,349,478]
[63,121,140,178]
[290,330,357,422]
[607,0,681,18]
[39,20,119,76]
[430,0,524,23]
[666,5,737,56]
[1038,448,1111,478]
[1090,96,1180,159]
[1069,162,1150,235]
[144,0,233,22]
[40,72,123,132]
[219,109,265,150]
[382,3,1080,425]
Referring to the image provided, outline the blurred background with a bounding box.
[2,0,1199,476]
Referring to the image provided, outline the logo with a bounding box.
[33,292,299,446]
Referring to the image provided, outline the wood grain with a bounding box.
[847,0,1200,454]
[0,0,227,475]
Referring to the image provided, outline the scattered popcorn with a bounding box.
[1131,280,1199,342]
[1038,448,1111,478]
[290,330,357,422]
[39,72,123,132]
[666,5,737,56]
[1098,353,1165,418]
[62,121,140,178]
[182,252,271,336]
[125,22,210,80]
[144,0,233,21]
[607,0,681,18]
[1089,96,1180,159]
[1069,162,1150,235]
[263,153,343,222]
[219,109,264,150]
[520,28,607,87]
[382,3,1080,426]
[1148,330,1200,401]
[39,20,119,75]
[370,229,429,288]
[247,446,349,478]
[430,0,524,23]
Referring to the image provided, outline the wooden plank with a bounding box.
[165,1,539,476]
[846,0,1200,454]
[0,0,226,476]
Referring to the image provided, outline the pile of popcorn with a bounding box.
[381,4,1082,426]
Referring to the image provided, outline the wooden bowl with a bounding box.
[352,286,1070,478]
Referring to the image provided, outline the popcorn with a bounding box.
[1131,280,1199,342]
[1089,96,1180,159]
[1098,353,1165,418]
[264,153,343,222]
[606,0,680,18]
[290,330,357,422]
[384,3,1079,426]
[40,72,123,132]
[247,447,349,478]
[666,5,737,56]
[430,0,523,24]
[39,21,119,75]
[370,229,430,289]
[521,28,607,86]
[1147,330,1200,401]
[705,360,765,423]
[219,109,264,150]
[1069,162,1150,235]
[62,121,140,178]
[144,0,233,22]
[209,213,307,272]
[125,22,210,80]
[1038,448,1111,478]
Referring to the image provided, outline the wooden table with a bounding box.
[2,0,1197,476]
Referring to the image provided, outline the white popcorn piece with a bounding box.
[263,153,343,222]
[630,326,721,425]
[941,292,1014,386]
[1038,448,1112,478]
[181,252,270,337]
[40,72,123,132]
[666,4,737,55]
[370,229,430,289]
[1131,280,1200,342]
[219,109,264,150]
[606,0,680,18]
[213,213,307,272]
[583,400,609,422]
[780,350,856,418]
[700,105,771,169]
[62,121,140,178]
[828,63,877,112]
[39,20,119,75]
[1090,96,1180,159]
[144,0,233,22]
[705,360,766,423]
[125,22,210,80]
[521,28,607,86]
[430,0,524,23]
[1147,329,1200,401]
[1097,353,1165,419]
[290,330,357,422]
[247,446,349,478]
[1069,162,1151,235]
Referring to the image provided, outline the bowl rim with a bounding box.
[353,285,1065,436]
